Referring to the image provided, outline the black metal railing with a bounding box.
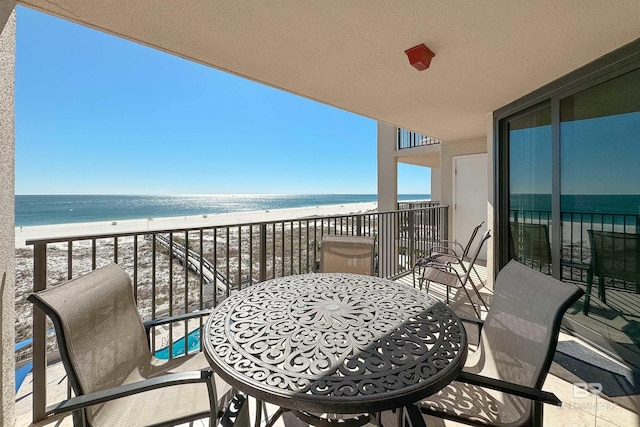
[397,200,440,210]
[24,205,448,424]
[510,208,639,282]
[397,128,441,150]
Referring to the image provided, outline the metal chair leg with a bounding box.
[399,405,426,427]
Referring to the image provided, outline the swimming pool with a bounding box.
[154,327,202,359]
[15,328,203,393]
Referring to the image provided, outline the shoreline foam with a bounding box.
[15,202,378,248]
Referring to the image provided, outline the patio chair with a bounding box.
[319,235,376,275]
[412,221,484,287]
[404,260,584,427]
[418,230,491,318]
[28,263,247,427]
[510,222,593,310]
[509,222,552,273]
[584,230,640,315]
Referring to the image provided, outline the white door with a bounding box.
[453,154,488,260]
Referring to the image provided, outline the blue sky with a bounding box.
[15,7,430,195]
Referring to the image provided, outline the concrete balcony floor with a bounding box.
[16,266,640,427]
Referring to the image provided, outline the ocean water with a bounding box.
[15,194,430,227]
[510,194,640,230]
[510,194,640,215]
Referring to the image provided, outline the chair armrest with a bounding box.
[434,240,464,253]
[458,315,484,327]
[457,372,562,406]
[423,260,452,271]
[429,246,459,258]
[143,309,213,342]
[46,370,214,416]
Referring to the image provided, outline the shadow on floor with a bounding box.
[552,340,640,397]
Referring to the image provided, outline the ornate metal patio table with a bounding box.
[203,273,467,424]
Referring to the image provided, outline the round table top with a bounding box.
[204,273,467,414]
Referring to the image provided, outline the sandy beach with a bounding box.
[15,201,378,248]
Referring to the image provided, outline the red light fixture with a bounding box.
[404,44,435,71]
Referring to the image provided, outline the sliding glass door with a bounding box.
[560,68,640,356]
[498,60,640,364]
[507,107,553,273]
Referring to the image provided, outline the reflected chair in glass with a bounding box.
[404,260,584,427]
[28,263,247,427]
[412,221,485,287]
[509,222,552,273]
[319,235,376,275]
[510,222,593,309]
[418,229,491,318]
[584,229,640,315]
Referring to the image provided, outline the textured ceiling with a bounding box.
[19,0,640,141]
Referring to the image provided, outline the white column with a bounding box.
[376,122,397,212]
[376,122,398,276]
[430,168,441,202]
[0,3,16,425]
[486,114,495,289]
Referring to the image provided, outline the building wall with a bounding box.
[485,116,495,288]
[0,2,15,424]
[430,168,441,201]
[376,122,397,212]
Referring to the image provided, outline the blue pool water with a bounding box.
[154,328,202,359]
[15,328,203,392]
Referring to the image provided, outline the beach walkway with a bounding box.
[154,233,232,297]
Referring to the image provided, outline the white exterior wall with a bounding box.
[0,2,15,425]
[486,115,495,288]
[376,122,397,213]
[376,122,398,276]
[430,168,441,201]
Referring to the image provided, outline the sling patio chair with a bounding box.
[28,262,248,427]
[509,222,553,273]
[417,229,491,318]
[319,234,376,275]
[510,222,593,307]
[412,221,485,288]
[402,260,584,427]
[584,229,640,315]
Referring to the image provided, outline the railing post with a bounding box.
[259,223,267,283]
[356,216,363,236]
[408,210,415,268]
[442,206,449,241]
[378,211,398,278]
[32,242,47,424]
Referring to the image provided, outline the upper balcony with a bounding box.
[395,129,441,170]
[396,129,441,151]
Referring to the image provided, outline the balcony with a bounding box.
[16,205,448,424]
[14,205,639,426]
[396,129,441,151]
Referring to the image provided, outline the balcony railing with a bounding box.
[23,205,448,424]
[396,128,441,150]
[510,208,639,288]
[397,200,440,210]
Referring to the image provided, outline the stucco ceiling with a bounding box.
[19,0,640,141]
